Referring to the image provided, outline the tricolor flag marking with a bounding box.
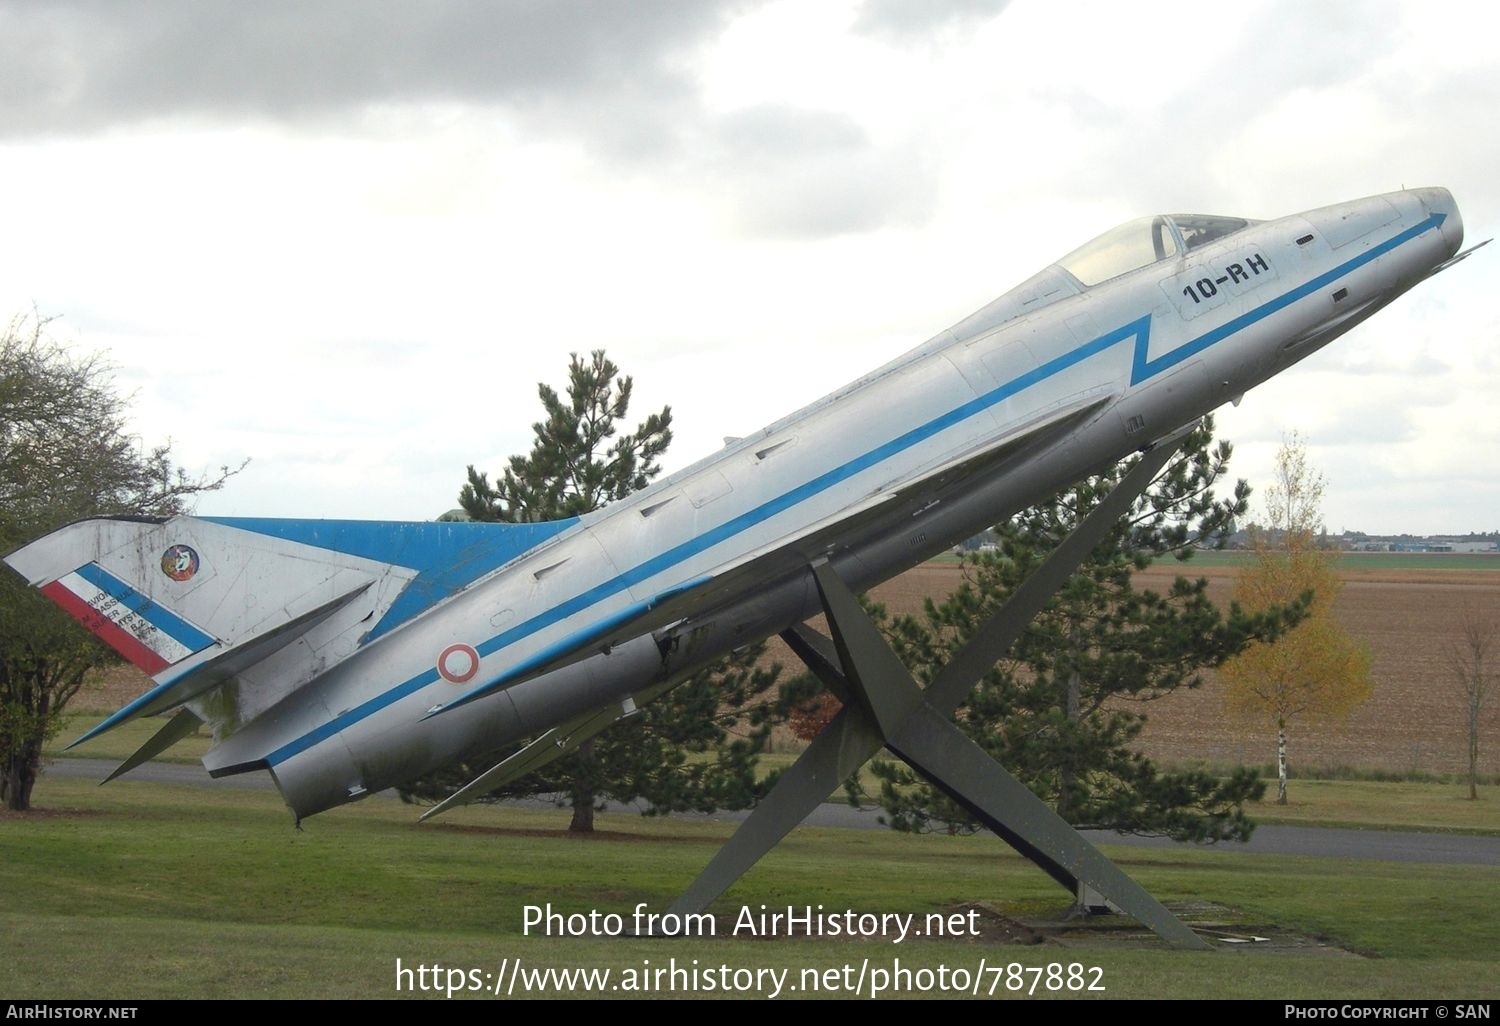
[40,563,216,674]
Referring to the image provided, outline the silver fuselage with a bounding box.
[204,188,1462,819]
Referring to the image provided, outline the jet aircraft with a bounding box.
[5,188,1479,948]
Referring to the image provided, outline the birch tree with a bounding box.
[1220,433,1372,804]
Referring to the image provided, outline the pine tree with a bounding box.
[456,350,672,523]
[401,350,791,831]
[856,418,1300,841]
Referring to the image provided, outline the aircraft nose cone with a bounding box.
[1412,186,1463,257]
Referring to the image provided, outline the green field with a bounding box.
[3,774,1498,1000]
[51,718,1500,837]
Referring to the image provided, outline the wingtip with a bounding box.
[64,718,115,750]
[417,802,448,823]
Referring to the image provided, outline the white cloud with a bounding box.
[0,0,1494,535]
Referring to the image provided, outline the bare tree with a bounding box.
[1,313,242,810]
[1449,610,1497,800]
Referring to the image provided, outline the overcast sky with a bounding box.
[2,0,1495,535]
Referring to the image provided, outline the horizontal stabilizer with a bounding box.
[421,677,682,821]
[67,582,372,748]
[200,517,578,640]
[6,513,583,750]
[100,709,204,784]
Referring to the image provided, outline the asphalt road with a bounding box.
[46,757,1500,867]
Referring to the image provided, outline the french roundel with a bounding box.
[436,643,480,684]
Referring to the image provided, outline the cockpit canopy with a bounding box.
[1056,213,1254,287]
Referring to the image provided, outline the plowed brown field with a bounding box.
[825,560,1500,776]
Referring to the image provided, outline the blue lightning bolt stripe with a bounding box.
[1130,213,1444,384]
[262,212,1444,768]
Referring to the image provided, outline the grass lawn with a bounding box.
[50,716,1500,839]
[2,774,1497,1000]
[1246,780,1500,835]
[749,750,1500,836]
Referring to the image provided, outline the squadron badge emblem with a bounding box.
[161,544,200,582]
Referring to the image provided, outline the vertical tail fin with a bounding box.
[6,514,578,745]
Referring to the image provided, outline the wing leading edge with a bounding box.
[429,391,1114,719]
